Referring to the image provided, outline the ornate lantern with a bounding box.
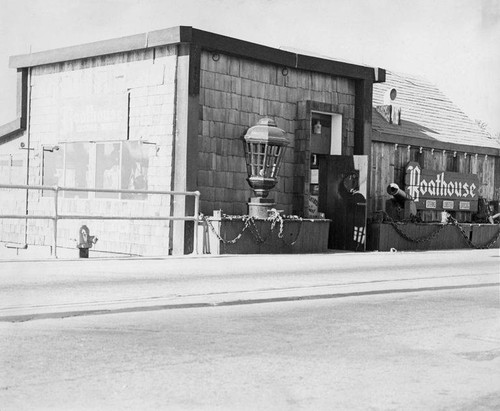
[243,118,289,218]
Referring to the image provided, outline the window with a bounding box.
[42,141,152,200]
[310,111,342,155]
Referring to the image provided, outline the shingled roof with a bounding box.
[372,71,500,152]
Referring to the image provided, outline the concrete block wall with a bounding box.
[198,51,356,217]
[0,153,27,244]
[23,45,178,256]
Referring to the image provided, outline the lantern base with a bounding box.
[248,197,275,219]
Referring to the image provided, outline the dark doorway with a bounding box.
[318,155,368,251]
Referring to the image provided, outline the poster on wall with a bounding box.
[404,162,479,212]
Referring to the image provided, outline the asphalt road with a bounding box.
[1,286,499,410]
[0,249,498,320]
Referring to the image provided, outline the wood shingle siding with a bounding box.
[198,51,356,216]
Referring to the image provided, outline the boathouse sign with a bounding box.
[404,162,479,212]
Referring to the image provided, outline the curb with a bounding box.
[2,281,497,323]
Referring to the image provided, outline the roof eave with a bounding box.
[372,129,500,157]
[9,26,384,82]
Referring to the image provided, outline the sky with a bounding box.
[1,0,499,134]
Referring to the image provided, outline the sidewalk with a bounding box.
[0,248,498,322]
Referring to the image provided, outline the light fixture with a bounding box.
[142,141,160,155]
[43,145,60,152]
[243,118,289,218]
[313,120,322,135]
[19,142,34,151]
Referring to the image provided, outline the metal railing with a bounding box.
[0,184,201,258]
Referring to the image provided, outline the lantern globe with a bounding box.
[243,118,289,217]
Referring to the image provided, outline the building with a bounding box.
[0,26,384,256]
[368,71,500,250]
[1,27,498,256]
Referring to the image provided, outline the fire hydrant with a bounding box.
[77,225,98,258]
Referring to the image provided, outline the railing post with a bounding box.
[0,184,202,258]
[192,191,201,255]
[53,186,59,258]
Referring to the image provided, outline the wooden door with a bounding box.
[318,155,368,251]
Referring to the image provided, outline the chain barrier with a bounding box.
[267,209,304,246]
[202,214,256,245]
[202,210,304,247]
[379,211,448,244]
[377,210,500,249]
[204,209,500,250]
[448,216,500,249]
